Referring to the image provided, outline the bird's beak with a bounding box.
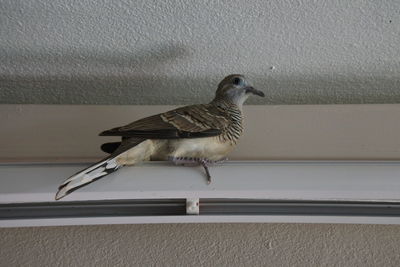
[245,86,265,97]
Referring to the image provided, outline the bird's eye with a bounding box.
[232,77,242,86]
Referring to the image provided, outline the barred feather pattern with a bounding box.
[160,101,243,145]
[211,100,243,144]
[161,104,229,133]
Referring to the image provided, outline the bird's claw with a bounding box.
[168,156,226,184]
[199,159,212,184]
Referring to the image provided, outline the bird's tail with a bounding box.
[55,156,121,200]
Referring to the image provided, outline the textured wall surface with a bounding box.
[1,224,400,267]
[1,0,400,104]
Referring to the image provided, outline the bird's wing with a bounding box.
[99,104,229,139]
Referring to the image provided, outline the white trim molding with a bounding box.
[1,161,400,227]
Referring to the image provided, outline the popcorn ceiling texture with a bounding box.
[1,0,400,104]
[1,224,400,266]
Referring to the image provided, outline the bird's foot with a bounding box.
[168,156,225,166]
[168,156,200,166]
[168,156,227,184]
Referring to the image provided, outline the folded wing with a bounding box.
[99,104,229,139]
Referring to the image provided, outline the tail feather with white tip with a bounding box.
[55,156,120,200]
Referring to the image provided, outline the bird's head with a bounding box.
[213,74,264,108]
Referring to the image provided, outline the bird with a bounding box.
[55,74,264,200]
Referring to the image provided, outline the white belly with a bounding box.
[116,137,236,166]
[153,137,235,161]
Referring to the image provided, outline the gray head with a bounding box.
[213,74,264,107]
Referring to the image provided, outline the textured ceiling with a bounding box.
[1,0,399,104]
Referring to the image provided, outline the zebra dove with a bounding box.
[56,74,264,200]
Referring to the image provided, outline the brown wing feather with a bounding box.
[99,104,229,139]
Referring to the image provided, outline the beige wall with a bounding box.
[2,104,400,161]
[1,224,400,266]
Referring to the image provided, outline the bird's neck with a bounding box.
[210,98,244,145]
[210,98,243,111]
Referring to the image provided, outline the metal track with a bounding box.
[2,199,400,220]
[0,199,186,219]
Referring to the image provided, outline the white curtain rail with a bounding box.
[1,161,400,227]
